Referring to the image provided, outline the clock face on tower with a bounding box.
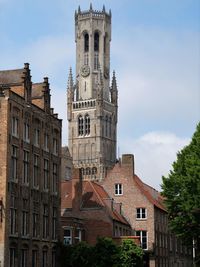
[81,65,90,77]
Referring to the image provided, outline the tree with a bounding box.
[119,239,143,267]
[91,237,120,267]
[161,122,200,265]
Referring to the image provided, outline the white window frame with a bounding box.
[136,230,148,250]
[115,183,123,196]
[136,208,147,220]
[12,117,19,137]
[63,228,72,245]
[34,128,40,147]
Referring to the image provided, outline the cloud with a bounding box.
[119,131,190,190]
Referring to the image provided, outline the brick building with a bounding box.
[61,169,133,246]
[101,154,193,267]
[0,63,62,267]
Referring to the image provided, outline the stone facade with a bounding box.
[67,5,118,181]
[0,64,62,267]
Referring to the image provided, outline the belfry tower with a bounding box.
[67,4,118,180]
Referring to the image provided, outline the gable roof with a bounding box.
[61,180,130,225]
[0,69,25,85]
[134,174,166,211]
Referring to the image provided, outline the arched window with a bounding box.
[94,32,99,70]
[92,167,97,175]
[84,33,89,52]
[94,32,99,51]
[85,114,90,135]
[86,167,91,175]
[78,115,84,136]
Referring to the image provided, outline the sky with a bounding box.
[0,0,199,190]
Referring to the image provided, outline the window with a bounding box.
[32,249,38,267]
[136,208,147,219]
[32,212,39,238]
[78,116,84,136]
[44,134,49,151]
[11,146,18,181]
[74,229,82,244]
[63,228,72,245]
[43,205,48,239]
[22,199,29,236]
[34,128,40,147]
[10,208,17,235]
[94,32,99,51]
[42,248,48,267]
[9,247,17,267]
[12,117,19,137]
[136,230,148,250]
[21,248,28,267]
[33,154,39,188]
[53,138,58,155]
[10,196,17,235]
[23,150,29,184]
[52,249,56,267]
[43,159,49,190]
[84,33,89,52]
[94,52,99,70]
[52,208,57,240]
[115,183,123,195]
[52,164,58,193]
[23,122,30,142]
[85,114,90,135]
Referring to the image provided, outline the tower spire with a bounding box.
[111,70,117,90]
[90,3,93,11]
[102,5,105,12]
[67,67,74,90]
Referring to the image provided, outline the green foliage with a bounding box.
[119,239,143,267]
[91,237,120,267]
[58,237,144,267]
[161,122,200,264]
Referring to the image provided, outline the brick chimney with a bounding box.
[71,168,83,212]
[121,154,135,176]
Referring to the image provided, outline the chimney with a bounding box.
[71,168,83,211]
[121,154,135,175]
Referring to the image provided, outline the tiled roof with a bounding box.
[134,175,166,211]
[61,181,72,209]
[61,180,130,225]
[0,69,24,85]
[32,83,44,98]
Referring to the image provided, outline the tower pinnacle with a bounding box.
[67,67,74,90]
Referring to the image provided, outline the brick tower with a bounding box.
[67,4,118,180]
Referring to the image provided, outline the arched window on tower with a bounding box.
[78,115,84,136]
[94,32,99,70]
[84,33,89,65]
[85,114,90,135]
[84,33,89,52]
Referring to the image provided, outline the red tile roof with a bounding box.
[134,175,166,211]
[0,69,24,85]
[61,180,130,225]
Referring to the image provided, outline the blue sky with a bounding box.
[0,0,199,189]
